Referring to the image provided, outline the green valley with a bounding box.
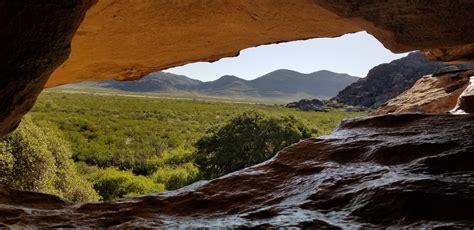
[3,90,365,201]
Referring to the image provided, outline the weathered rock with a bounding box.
[425,44,474,63]
[286,99,328,112]
[333,52,474,109]
[373,70,474,115]
[451,76,474,114]
[0,113,473,228]
[315,1,474,59]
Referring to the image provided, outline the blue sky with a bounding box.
[166,32,409,81]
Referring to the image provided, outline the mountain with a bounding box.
[102,72,202,92]
[63,69,359,100]
[333,52,474,108]
[249,70,358,98]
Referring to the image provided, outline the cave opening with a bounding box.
[6,31,408,203]
[1,0,474,228]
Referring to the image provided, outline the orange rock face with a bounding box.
[47,0,474,87]
[373,70,474,115]
[46,0,361,87]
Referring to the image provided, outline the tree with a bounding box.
[194,111,311,179]
[0,116,99,202]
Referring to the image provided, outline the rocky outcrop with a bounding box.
[451,76,474,114]
[374,70,474,115]
[286,99,328,112]
[1,113,473,228]
[333,53,474,108]
[2,1,474,135]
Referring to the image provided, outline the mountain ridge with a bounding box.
[64,69,359,100]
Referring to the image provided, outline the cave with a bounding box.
[0,0,474,228]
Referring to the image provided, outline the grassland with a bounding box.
[27,90,366,200]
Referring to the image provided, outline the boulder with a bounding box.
[286,99,328,112]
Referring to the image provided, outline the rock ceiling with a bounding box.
[47,0,474,87]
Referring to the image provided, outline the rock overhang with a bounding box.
[1,1,474,138]
[47,0,474,87]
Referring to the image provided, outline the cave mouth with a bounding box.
[1,32,413,203]
[1,0,474,227]
[4,28,473,204]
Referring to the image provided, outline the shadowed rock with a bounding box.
[286,99,328,112]
[1,113,473,228]
[0,0,94,136]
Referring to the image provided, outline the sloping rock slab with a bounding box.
[452,76,474,114]
[373,69,474,115]
[1,114,473,228]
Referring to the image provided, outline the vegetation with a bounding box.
[82,166,165,201]
[0,91,365,201]
[0,117,99,202]
[194,112,311,179]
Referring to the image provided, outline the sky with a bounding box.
[166,32,409,81]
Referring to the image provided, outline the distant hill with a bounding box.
[102,72,202,92]
[333,52,474,108]
[63,69,359,100]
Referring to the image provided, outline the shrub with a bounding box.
[87,167,165,201]
[0,117,99,202]
[150,163,199,190]
[193,111,311,179]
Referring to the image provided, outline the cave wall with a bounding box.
[0,0,94,136]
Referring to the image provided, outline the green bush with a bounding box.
[150,163,199,190]
[0,117,99,202]
[87,167,165,201]
[194,111,311,179]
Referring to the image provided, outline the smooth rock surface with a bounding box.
[1,114,473,228]
[373,70,474,115]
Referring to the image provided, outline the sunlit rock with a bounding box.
[47,0,474,87]
[451,76,474,114]
[373,70,474,115]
